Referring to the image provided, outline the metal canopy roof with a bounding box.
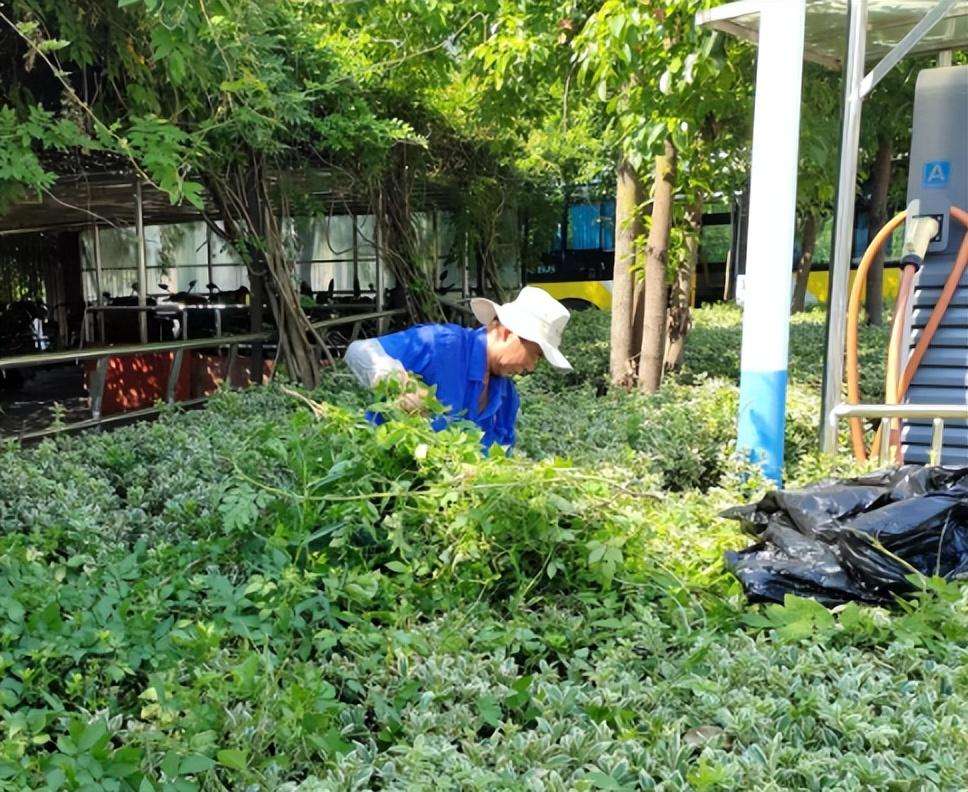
[698,1,968,69]
[0,167,460,236]
[695,0,968,469]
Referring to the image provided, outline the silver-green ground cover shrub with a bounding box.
[0,306,964,791]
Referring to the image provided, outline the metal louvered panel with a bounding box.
[899,67,968,467]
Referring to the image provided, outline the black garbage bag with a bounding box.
[724,466,968,605]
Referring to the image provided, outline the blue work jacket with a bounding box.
[375,323,520,450]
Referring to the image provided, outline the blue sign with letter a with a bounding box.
[922,160,950,189]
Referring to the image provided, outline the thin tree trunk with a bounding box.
[630,276,644,364]
[865,135,893,326]
[664,195,702,372]
[791,213,818,313]
[378,144,445,323]
[638,138,676,393]
[205,153,322,388]
[609,156,644,387]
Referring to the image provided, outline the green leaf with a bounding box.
[78,720,108,751]
[609,14,626,39]
[56,735,77,756]
[216,749,248,771]
[585,771,627,790]
[477,695,501,727]
[7,599,24,623]
[46,768,67,790]
[179,755,214,775]
[160,750,180,778]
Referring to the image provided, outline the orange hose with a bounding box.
[880,264,917,461]
[846,210,907,461]
[845,206,968,464]
[896,206,968,401]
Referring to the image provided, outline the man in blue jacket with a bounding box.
[344,286,572,450]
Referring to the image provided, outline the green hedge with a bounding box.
[0,305,964,791]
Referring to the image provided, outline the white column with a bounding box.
[735,0,806,484]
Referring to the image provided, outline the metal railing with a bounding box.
[310,307,407,364]
[81,304,189,347]
[0,332,271,438]
[828,402,968,466]
[1,306,411,440]
[81,302,254,347]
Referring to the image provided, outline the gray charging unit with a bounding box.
[901,65,968,465]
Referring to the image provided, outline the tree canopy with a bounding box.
[0,0,941,384]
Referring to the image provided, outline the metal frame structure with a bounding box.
[0,331,268,429]
[697,1,968,479]
[819,0,962,453]
[0,306,421,440]
[828,402,968,466]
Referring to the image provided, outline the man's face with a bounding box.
[488,326,543,377]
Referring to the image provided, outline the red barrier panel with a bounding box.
[191,353,275,398]
[84,353,191,415]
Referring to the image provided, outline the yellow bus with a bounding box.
[525,191,902,310]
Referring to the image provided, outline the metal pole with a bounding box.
[375,205,387,335]
[938,50,953,67]
[206,225,214,293]
[93,224,105,345]
[93,224,104,304]
[226,343,238,388]
[930,417,945,466]
[820,0,869,453]
[859,0,957,98]
[135,181,148,344]
[373,213,385,333]
[352,210,360,290]
[90,355,109,421]
[734,0,806,485]
[167,349,184,403]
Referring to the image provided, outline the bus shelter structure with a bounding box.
[697,0,968,482]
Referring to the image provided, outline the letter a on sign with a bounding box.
[923,161,950,189]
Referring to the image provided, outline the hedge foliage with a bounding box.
[1,305,964,791]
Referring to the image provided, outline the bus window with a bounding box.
[566,200,616,251]
[601,200,615,251]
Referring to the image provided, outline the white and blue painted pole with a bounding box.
[736,1,806,485]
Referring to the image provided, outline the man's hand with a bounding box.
[395,382,430,415]
[377,369,429,415]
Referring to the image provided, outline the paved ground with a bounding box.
[0,363,89,437]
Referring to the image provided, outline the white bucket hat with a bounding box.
[470,286,572,371]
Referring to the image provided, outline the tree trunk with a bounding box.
[630,276,644,366]
[609,156,645,387]
[638,138,676,393]
[205,153,322,388]
[791,212,818,313]
[664,195,702,372]
[378,144,444,323]
[865,135,893,326]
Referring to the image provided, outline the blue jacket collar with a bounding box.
[469,325,488,383]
